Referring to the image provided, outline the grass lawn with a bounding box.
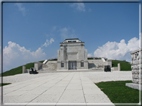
[96,80,141,104]
[112,60,131,71]
[1,62,34,77]
[0,83,11,86]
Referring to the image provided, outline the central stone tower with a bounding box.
[57,38,88,71]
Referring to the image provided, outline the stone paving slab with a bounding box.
[57,89,85,103]
[2,72,114,105]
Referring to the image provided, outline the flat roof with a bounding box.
[65,38,79,40]
[61,38,84,44]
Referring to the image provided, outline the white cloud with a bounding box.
[3,41,47,71]
[59,27,76,39]
[42,38,54,47]
[71,3,86,12]
[87,53,93,57]
[94,37,140,61]
[15,3,26,16]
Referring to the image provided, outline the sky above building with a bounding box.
[2,2,140,71]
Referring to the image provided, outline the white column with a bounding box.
[22,66,26,73]
[118,63,120,71]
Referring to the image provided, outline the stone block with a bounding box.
[132,79,139,84]
[132,70,139,74]
[132,74,139,79]
[126,83,141,90]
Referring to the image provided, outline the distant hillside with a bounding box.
[1,60,46,77]
[2,62,35,77]
[2,60,45,77]
[1,60,131,77]
[112,60,131,71]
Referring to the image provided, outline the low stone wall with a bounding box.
[22,62,42,73]
[111,67,118,71]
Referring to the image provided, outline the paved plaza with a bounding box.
[2,71,132,105]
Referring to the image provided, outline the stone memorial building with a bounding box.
[57,38,88,70]
[32,38,112,72]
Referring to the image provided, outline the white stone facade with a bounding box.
[57,38,112,71]
[57,38,88,70]
[131,49,142,84]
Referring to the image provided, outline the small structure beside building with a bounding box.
[126,49,142,90]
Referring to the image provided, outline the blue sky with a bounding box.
[3,2,140,71]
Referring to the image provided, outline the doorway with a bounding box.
[68,61,77,70]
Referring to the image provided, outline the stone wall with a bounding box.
[107,60,112,67]
[111,67,118,71]
[88,59,103,68]
[43,60,57,71]
[88,59,112,69]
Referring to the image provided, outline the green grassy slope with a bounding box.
[112,60,131,71]
[2,62,34,77]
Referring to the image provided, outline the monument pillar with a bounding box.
[118,63,120,71]
[22,66,26,73]
[126,49,142,90]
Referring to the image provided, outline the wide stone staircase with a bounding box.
[38,61,57,73]
[88,59,105,71]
